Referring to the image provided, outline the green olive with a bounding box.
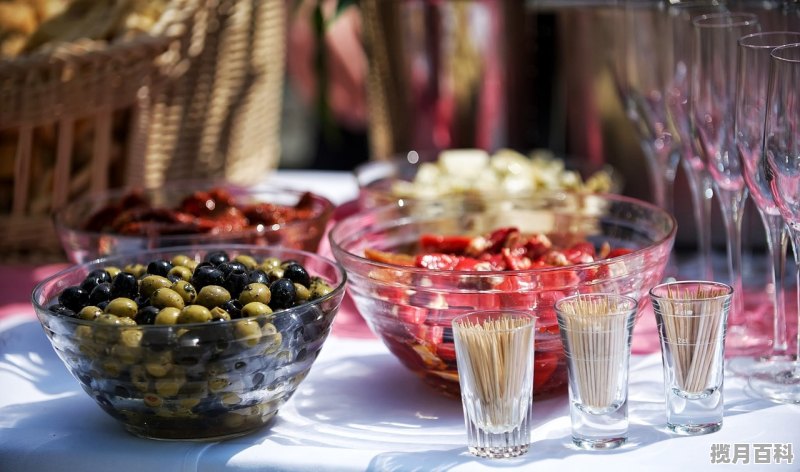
[130,365,150,392]
[168,265,193,282]
[143,393,163,408]
[155,307,181,325]
[171,280,197,304]
[210,306,231,322]
[266,267,284,282]
[171,254,194,268]
[195,285,231,308]
[239,283,270,305]
[119,328,143,348]
[155,369,185,397]
[221,392,242,406]
[105,266,121,279]
[309,277,333,299]
[234,319,262,346]
[261,323,282,354]
[104,298,138,318]
[74,325,93,340]
[178,304,212,324]
[259,257,281,271]
[141,275,172,298]
[151,288,185,310]
[96,312,136,326]
[123,263,146,278]
[78,305,103,321]
[234,254,258,270]
[294,283,311,302]
[178,397,201,410]
[111,344,141,364]
[208,376,230,393]
[242,301,272,319]
[145,350,173,377]
[100,359,123,377]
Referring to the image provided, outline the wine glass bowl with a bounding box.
[691,12,760,355]
[757,42,800,404]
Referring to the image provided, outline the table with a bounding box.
[1,171,798,472]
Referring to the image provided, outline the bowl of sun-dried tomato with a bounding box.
[329,192,676,399]
[55,182,335,263]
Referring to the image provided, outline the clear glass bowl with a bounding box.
[54,182,335,263]
[329,193,675,399]
[354,153,623,209]
[31,246,346,440]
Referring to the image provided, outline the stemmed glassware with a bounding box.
[691,12,760,355]
[622,1,680,217]
[732,32,800,379]
[665,1,727,281]
[757,42,800,403]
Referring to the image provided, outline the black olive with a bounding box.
[135,294,151,309]
[269,278,296,311]
[194,261,214,271]
[283,263,311,287]
[50,303,77,318]
[80,276,103,293]
[223,269,250,298]
[147,260,173,277]
[58,286,89,312]
[137,306,160,325]
[141,329,175,351]
[204,251,229,266]
[251,372,265,390]
[174,330,208,366]
[89,283,113,305]
[217,261,246,277]
[220,299,243,319]
[96,300,110,311]
[247,269,269,285]
[190,265,225,291]
[111,272,138,299]
[87,269,112,285]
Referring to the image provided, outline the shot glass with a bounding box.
[650,281,732,435]
[452,310,537,459]
[555,293,637,450]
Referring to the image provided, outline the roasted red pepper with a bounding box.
[83,187,318,236]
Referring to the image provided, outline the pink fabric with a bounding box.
[0,264,67,321]
[1,197,662,352]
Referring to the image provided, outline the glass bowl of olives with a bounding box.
[54,182,336,263]
[31,245,346,441]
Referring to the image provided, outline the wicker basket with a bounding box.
[0,0,285,261]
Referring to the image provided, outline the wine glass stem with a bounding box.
[642,145,679,216]
[716,186,747,328]
[682,158,714,280]
[760,212,789,356]
[790,232,800,365]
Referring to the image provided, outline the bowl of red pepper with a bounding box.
[329,192,676,399]
[54,182,335,263]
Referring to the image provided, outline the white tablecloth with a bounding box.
[1,171,798,471]
[1,312,798,472]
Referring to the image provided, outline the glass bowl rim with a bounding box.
[31,244,348,330]
[330,191,677,276]
[52,181,336,243]
[353,154,625,200]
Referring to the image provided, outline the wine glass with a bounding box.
[692,12,760,355]
[733,32,800,381]
[665,1,728,281]
[622,0,680,216]
[757,42,800,403]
